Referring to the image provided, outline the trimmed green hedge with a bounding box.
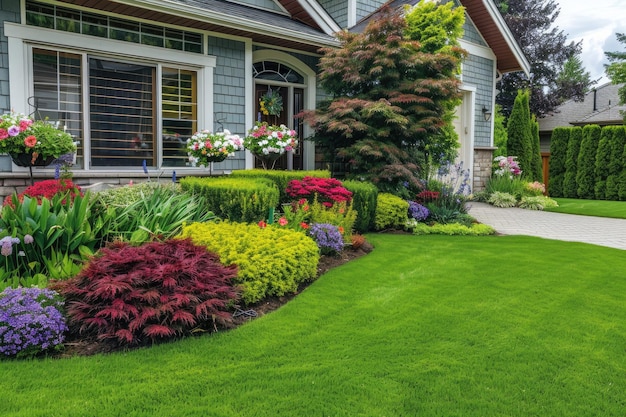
[179,221,319,304]
[374,193,409,231]
[342,180,378,233]
[180,177,278,223]
[411,222,495,236]
[230,169,331,203]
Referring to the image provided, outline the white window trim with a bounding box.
[5,22,216,170]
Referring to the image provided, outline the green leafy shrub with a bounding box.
[519,196,559,210]
[180,221,319,304]
[342,180,378,232]
[56,239,239,347]
[487,192,517,208]
[180,177,279,223]
[375,193,409,231]
[230,169,330,203]
[0,194,101,288]
[93,184,215,245]
[410,222,495,235]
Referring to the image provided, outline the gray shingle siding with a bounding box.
[208,36,247,170]
[462,15,486,46]
[356,0,386,23]
[462,54,494,147]
[319,0,347,28]
[0,0,20,113]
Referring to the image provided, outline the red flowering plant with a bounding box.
[3,179,83,208]
[285,177,352,207]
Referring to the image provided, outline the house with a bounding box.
[538,82,626,152]
[0,0,528,196]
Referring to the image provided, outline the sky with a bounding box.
[554,0,624,86]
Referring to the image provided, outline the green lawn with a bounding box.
[2,234,625,416]
[547,198,626,219]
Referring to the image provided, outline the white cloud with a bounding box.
[555,0,624,85]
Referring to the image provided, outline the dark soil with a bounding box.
[53,240,374,359]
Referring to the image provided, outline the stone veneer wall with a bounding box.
[473,147,495,192]
[0,170,221,201]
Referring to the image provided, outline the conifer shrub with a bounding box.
[342,180,378,233]
[548,127,569,197]
[563,127,583,198]
[576,124,601,199]
[180,177,279,223]
[56,239,239,347]
[179,222,319,304]
[594,126,613,199]
[374,193,409,231]
[605,126,626,200]
[230,169,330,203]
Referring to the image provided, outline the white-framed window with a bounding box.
[5,22,215,170]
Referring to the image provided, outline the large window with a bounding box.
[31,48,198,169]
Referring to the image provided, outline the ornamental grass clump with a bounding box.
[0,287,67,358]
[56,239,239,347]
[308,223,344,255]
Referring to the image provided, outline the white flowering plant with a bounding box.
[243,122,298,157]
[186,129,243,167]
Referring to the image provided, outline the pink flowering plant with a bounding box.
[493,156,522,178]
[186,129,243,167]
[525,181,546,196]
[244,122,298,157]
[0,112,76,160]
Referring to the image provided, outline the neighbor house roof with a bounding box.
[538,82,626,132]
[350,0,530,76]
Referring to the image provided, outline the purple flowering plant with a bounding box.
[0,287,68,357]
[308,223,344,255]
[408,201,429,222]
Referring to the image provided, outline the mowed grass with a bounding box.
[548,198,626,219]
[2,234,625,416]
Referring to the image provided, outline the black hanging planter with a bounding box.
[10,152,56,185]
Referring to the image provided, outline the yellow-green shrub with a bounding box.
[179,221,319,304]
[230,169,330,203]
[410,222,495,235]
[375,193,409,231]
[180,177,279,223]
[342,180,378,233]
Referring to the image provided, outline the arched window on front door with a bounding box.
[253,61,305,170]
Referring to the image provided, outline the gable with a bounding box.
[227,0,288,14]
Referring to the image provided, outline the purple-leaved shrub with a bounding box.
[308,223,344,255]
[0,287,67,357]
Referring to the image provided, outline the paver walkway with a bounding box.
[468,202,626,251]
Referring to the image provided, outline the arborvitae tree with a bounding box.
[594,127,614,199]
[619,142,626,200]
[492,105,508,159]
[530,116,543,181]
[576,124,602,199]
[302,4,465,196]
[506,90,533,177]
[606,126,626,200]
[605,33,626,115]
[548,127,570,197]
[563,127,582,198]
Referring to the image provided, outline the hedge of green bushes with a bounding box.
[180,177,279,223]
[230,169,330,203]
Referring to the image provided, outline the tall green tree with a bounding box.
[594,127,613,199]
[530,115,543,181]
[576,124,602,199]
[605,126,626,200]
[605,32,626,120]
[494,0,592,117]
[302,3,465,196]
[492,105,508,159]
[547,127,570,197]
[506,90,533,177]
[563,127,582,198]
[556,56,594,101]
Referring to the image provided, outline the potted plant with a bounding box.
[0,112,76,167]
[243,122,298,169]
[186,129,243,174]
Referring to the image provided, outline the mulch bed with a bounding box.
[52,241,375,359]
